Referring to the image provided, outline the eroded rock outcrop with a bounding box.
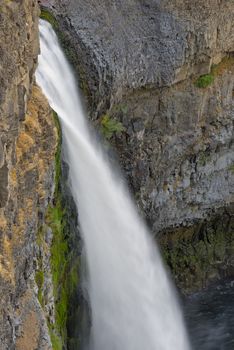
[40,0,234,107]
[0,2,57,348]
[40,0,234,292]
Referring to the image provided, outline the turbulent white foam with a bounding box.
[36,20,191,350]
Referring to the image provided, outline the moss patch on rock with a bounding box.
[159,207,234,294]
[35,270,45,306]
[195,74,214,88]
[195,55,234,89]
[35,110,82,350]
[49,329,63,350]
[40,8,58,29]
[46,196,69,345]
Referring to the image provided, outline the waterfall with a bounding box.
[36,20,191,350]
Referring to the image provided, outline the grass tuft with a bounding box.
[49,328,63,350]
[195,74,214,88]
[194,56,234,89]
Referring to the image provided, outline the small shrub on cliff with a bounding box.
[195,74,214,88]
[101,114,125,139]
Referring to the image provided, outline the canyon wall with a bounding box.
[0,2,57,349]
[0,1,233,348]
[41,0,234,292]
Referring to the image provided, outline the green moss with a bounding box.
[47,200,68,290]
[120,105,128,115]
[36,226,45,247]
[56,287,68,333]
[160,212,234,293]
[68,259,80,292]
[194,56,234,89]
[228,164,234,174]
[35,270,44,289]
[46,194,70,345]
[35,270,45,306]
[40,107,68,348]
[195,74,214,88]
[101,114,125,139]
[198,151,211,166]
[49,328,63,350]
[40,8,59,30]
[46,111,81,348]
[35,117,65,339]
[52,111,62,195]
[47,200,81,347]
[211,56,234,76]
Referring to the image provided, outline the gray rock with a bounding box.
[42,0,234,291]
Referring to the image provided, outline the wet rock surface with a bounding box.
[42,0,234,292]
[40,0,234,108]
[0,1,231,348]
[159,205,234,293]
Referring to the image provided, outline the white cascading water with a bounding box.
[36,20,191,350]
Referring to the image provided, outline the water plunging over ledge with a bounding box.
[36,20,191,350]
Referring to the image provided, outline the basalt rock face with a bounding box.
[41,0,234,110]
[40,0,234,292]
[0,2,57,349]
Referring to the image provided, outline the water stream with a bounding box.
[184,279,234,350]
[36,20,191,350]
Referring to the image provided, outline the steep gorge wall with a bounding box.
[0,2,57,349]
[41,0,234,292]
[0,0,231,347]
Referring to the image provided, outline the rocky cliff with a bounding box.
[0,2,57,349]
[40,0,234,292]
[0,1,233,348]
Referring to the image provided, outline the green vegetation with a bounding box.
[49,329,63,350]
[198,150,211,167]
[36,225,45,247]
[35,270,45,306]
[47,200,68,296]
[46,110,69,345]
[48,201,75,345]
[211,56,234,76]
[46,197,81,349]
[228,164,234,174]
[195,74,214,88]
[35,227,45,307]
[45,110,81,349]
[195,56,234,89]
[120,105,128,115]
[53,112,62,194]
[35,108,69,349]
[101,114,125,139]
[35,270,44,290]
[160,213,234,293]
[40,8,59,30]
